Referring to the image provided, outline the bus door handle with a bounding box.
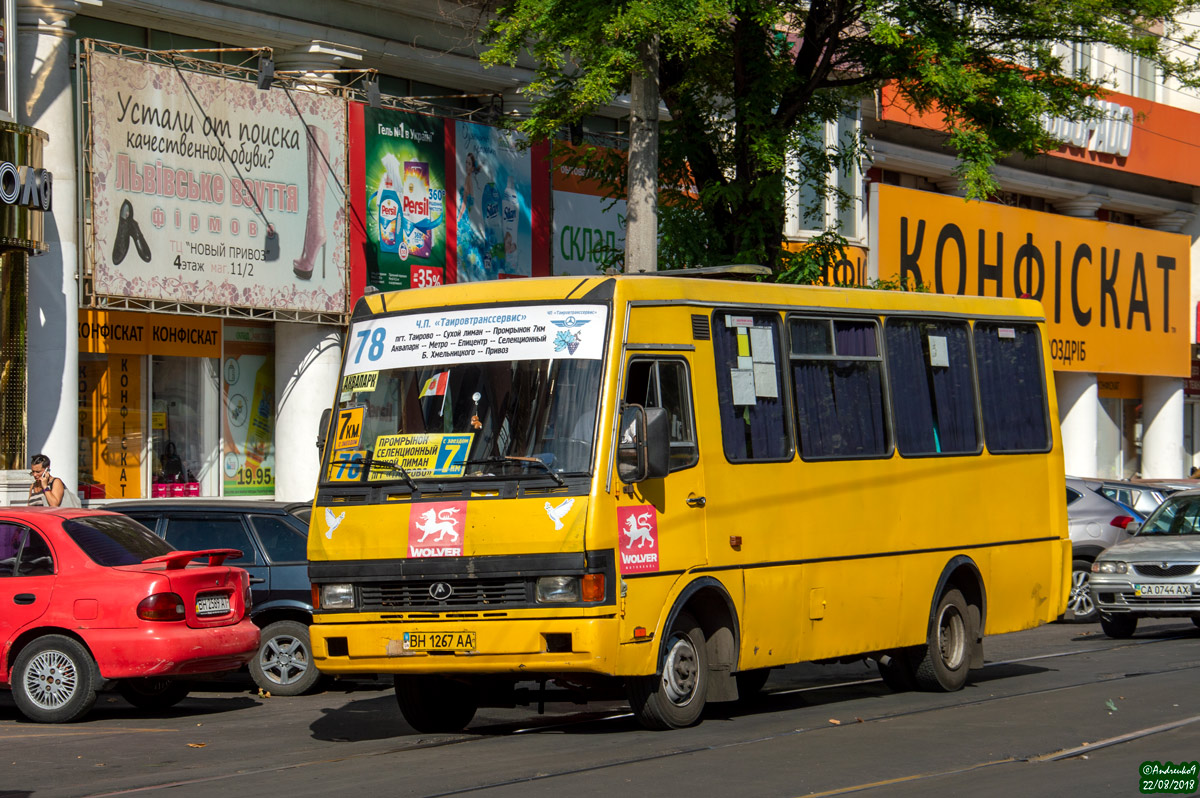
[686,494,707,508]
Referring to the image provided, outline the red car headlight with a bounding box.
[138,592,186,621]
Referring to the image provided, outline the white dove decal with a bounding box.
[325,507,346,539]
[544,498,575,531]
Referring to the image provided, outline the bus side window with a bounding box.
[625,359,698,472]
[973,322,1050,453]
[711,311,792,462]
[885,318,979,456]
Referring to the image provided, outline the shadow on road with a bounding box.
[309,693,414,742]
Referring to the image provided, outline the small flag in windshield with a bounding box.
[419,370,450,398]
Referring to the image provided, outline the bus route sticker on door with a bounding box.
[409,501,467,557]
[617,505,659,574]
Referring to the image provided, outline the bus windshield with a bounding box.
[327,303,609,484]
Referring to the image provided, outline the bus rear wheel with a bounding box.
[914,589,973,692]
[628,611,708,730]
[394,675,478,733]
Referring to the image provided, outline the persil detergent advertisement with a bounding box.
[362,107,448,291]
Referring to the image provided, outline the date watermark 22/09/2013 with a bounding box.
[1141,762,1199,794]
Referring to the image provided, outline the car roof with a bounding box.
[105,500,311,514]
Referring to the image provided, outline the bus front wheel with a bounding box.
[628,611,708,730]
[394,675,477,733]
[914,589,973,692]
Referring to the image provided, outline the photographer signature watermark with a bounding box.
[1141,761,1199,794]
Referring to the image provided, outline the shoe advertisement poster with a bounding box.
[361,107,447,292]
[85,51,347,314]
[455,120,532,283]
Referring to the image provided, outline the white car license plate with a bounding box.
[196,595,232,616]
[1134,583,1192,597]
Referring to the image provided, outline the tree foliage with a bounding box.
[479,0,1200,275]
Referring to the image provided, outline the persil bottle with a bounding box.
[377,174,399,254]
[402,160,432,259]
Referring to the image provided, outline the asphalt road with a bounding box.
[3,618,1199,798]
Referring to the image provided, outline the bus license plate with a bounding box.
[196,595,231,616]
[403,631,476,652]
[1134,584,1192,597]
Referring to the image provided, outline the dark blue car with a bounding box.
[108,500,318,695]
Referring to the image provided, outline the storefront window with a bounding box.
[221,324,275,496]
[151,355,220,496]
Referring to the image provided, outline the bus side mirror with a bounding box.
[317,408,331,454]
[617,405,670,484]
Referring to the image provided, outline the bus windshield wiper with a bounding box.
[362,455,418,491]
[464,455,565,487]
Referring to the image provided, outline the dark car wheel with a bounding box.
[250,620,321,696]
[116,678,191,710]
[1066,559,1099,623]
[1099,613,1138,639]
[11,635,99,723]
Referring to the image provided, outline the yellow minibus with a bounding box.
[309,274,1069,730]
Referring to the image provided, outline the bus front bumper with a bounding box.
[311,616,619,676]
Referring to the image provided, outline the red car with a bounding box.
[0,508,260,722]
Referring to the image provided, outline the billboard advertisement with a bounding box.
[361,107,449,291]
[87,51,347,314]
[454,120,534,282]
[551,146,626,276]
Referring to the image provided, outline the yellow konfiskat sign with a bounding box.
[873,184,1190,377]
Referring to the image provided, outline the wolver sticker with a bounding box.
[409,500,467,557]
[617,505,659,574]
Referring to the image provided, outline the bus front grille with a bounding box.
[361,578,529,610]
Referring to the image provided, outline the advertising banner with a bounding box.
[221,323,275,496]
[873,184,1190,377]
[87,51,347,314]
[455,121,534,282]
[362,107,448,292]
[551,146,625,275]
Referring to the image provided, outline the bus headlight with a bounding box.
[1092,561,1128,574]
[536,576,580,603]
[321,584,355,609]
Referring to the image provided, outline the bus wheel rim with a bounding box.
[661,632,699,705]
[937,605,966,671]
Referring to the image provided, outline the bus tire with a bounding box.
[914,589,972,692]
[394,675,477,733]
[628,611,708,730]
[1099,613,1138,639]
[876,649,917,692]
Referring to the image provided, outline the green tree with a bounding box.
[481,0,1200,276]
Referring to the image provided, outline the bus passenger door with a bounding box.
[616,356,707,622]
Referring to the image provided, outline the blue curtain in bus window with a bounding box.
[792,319,887,459]
[885,320,978,455]
[974,323,1049,452]
[712,312,790,461]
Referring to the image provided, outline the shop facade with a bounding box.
[861,81,1199,479]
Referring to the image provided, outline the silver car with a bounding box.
[1089,488,1200,638]
[1080,478,1169,517]
[1065,477,1140,622]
